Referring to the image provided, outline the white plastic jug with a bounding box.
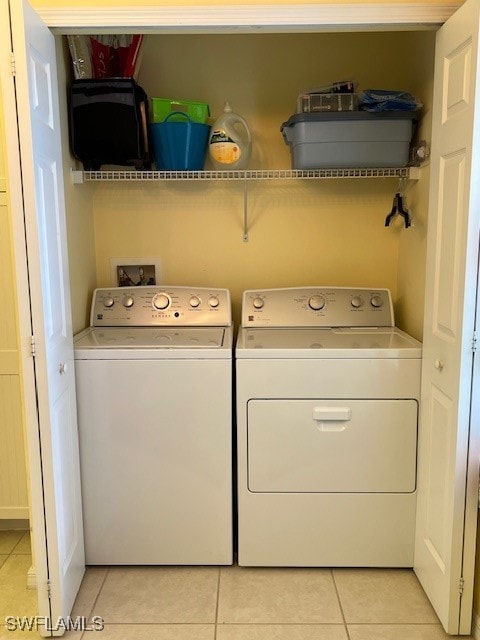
[208,102,252,170]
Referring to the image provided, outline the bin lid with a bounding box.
[280,110,417,132]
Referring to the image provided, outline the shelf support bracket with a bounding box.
[243,176,249,242]
[407,166,420,180]
[70,169,84,184]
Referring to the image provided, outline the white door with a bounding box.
[414,0,480,633]
[8,0,85,632]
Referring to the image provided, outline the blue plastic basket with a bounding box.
[150,112,210,170]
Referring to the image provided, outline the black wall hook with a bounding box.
[385,192,412,228]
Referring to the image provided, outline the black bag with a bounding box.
[70,78,151,170]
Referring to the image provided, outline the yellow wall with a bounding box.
[56,38,97,334]
[91,31,435,326]
[395,40,435,341]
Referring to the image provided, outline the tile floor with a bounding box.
[0,529,37,639]
[0,531,473,639]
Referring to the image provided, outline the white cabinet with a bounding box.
[0,96,28,521]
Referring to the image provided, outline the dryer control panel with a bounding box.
[242,287,394,328]
[91,286,232,327]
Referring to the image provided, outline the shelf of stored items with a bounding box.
[71,166,420,241]
[71,167,419,182]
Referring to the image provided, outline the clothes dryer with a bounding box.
[236,287,422,567]
[74,286,233,565]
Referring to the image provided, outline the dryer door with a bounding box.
[247,399,418,493]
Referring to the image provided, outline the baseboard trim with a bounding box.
[0,518,29,531]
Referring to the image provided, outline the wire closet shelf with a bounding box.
[75,167,415,182]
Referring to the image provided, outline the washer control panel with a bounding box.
[242,287,394,328]
[91,286,231,327]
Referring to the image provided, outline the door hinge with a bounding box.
[46,579,52,600]
[459,577,465,595]
[30,336,36,357]
[473,331,477,353]
[10,52,16,77]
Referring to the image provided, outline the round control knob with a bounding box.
[208,296,220,308]
[308,295,326,311]
[370,295,383,308]
[122,296,134,308]
[103,297,114,308]
[351,296,364,309]
[253,297,264,310]
[189,296,201,308]
[153,293,171,310]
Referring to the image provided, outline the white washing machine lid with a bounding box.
[235,326,422,359]
[74,326,234,359]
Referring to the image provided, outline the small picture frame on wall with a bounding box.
[110,258,161,287]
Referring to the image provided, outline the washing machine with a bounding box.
[74,285,233,565]
[236,287,422,567]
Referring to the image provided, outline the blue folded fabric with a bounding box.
[359,89,422,112]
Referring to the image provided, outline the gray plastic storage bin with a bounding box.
[281,112,416,169]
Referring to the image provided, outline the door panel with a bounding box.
[434,152,466,344]
[414,0,480,633]
[247,399,418,493]
[35,153,68,349]
[423,386,452,573]
[50,385,81,567]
